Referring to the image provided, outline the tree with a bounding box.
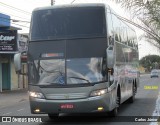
[110,0,160,48]
[139,55,160,71]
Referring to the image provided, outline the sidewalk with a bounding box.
[0,89,28,108]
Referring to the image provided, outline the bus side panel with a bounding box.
[115,41,139,103]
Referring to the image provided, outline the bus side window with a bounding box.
[107,8,114,46]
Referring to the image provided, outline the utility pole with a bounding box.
[51,0,55,5]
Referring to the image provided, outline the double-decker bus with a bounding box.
[14,3,139,118]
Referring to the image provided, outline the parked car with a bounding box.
[150,70,159,78]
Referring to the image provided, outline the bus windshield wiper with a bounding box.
[69,77,90,83]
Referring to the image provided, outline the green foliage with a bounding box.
[139,55,160,71]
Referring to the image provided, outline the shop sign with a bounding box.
[0,32,17,53]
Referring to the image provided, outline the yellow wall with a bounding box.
[11,61,18,90]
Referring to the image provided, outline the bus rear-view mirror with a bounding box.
[106,46,115,69]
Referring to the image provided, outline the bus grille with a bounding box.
[45,93,87,100]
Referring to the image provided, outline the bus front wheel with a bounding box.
[108,95,120,117]
[108,107,118,117]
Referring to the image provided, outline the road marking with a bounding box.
[144,86,158,90]
[17,108,24,112]
[2,112,12,115]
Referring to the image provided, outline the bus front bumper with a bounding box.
[29,94,111,114]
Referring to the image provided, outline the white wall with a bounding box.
[11,61,19,90]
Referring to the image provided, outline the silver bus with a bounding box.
[14,3,139,119]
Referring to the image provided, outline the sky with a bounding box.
[0,0,159,59]
[0,0,133,33]
[0,0,51,32]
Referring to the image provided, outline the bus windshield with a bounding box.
[30,6,106,40]
[32,57,106,85]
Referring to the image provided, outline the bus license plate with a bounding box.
[61,104,74,109]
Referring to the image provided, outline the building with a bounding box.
[0,13,28,92]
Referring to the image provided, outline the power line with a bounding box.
[0,16,30,23]
[12,19,30,23]
[12,22,29,28]
[0,11,30,20]
[0,20,29,28]
[0,2,31,15]
[71,0,76,4]
[0,17,30,28]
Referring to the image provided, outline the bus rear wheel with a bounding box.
[128,83,136,103]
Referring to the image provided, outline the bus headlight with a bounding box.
[90,89,107,97]
[29,91,45,99]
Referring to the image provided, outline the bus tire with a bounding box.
[108,95,120,117]
[128,83,136,103]
[48,113,59,119]
[108,107,118,117]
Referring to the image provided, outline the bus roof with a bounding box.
[33,3,106,12]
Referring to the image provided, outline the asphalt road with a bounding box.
[0,74,160,125]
